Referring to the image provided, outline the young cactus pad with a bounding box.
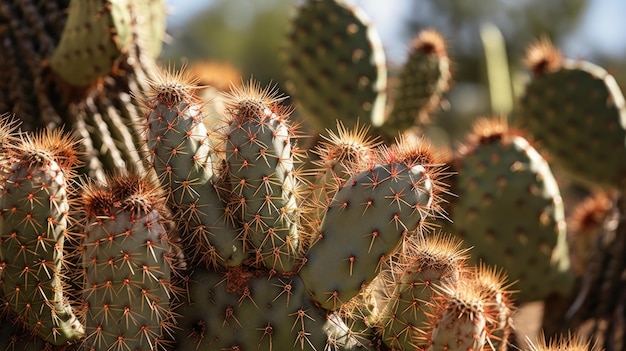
[384,29,452,134]
[0,129,84,345]
[375,233,469,351]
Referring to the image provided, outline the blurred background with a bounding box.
[160,0,626,139]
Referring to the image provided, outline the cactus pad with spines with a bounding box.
[49,0,133,87]
[283,0,387,131]
[223,82,302,273]
[0,130,84,345]
[385,29,452,134]
[448,118,574,303]
[517,38,626,188]
[80,173,173,351]
[466,263,514,351]
[145,67,244,268]
[305,121,380,247]
[299,141,436,311]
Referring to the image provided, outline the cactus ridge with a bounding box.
[0,129,84,345]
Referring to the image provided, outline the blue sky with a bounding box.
[165,0,626,62]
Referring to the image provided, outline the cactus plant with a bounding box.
[8,0,626,350]
[49,0,133,88]
[221,81,304,273]
[299,137,438,311]
[443,117,574,303]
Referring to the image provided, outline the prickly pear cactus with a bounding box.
[222,82,302,273]
[144,68,244,268]
[299,138,436,311]
[447,118,574,303]
[305,121,379,245]
[0,129,84,345]
[467,264,514,351]
[384,29,452,134]
[283,0,387,131]
[80,173,174,351]
[516,38,626,188]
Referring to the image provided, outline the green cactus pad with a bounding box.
[49,0,133,87]
[80,174,173,351]
[145,68,244,268]
[449,119,574,303]
[283,0,387,131]
[385,29,452,133]
[0,131,84,345]
[175,267,368,350]
[304,121,379,246]
[223,82,301,272]
[299,150,434,311]
[516,40,626,188]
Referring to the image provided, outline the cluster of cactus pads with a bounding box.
[4,0,626,350]
[0,69,517,350]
